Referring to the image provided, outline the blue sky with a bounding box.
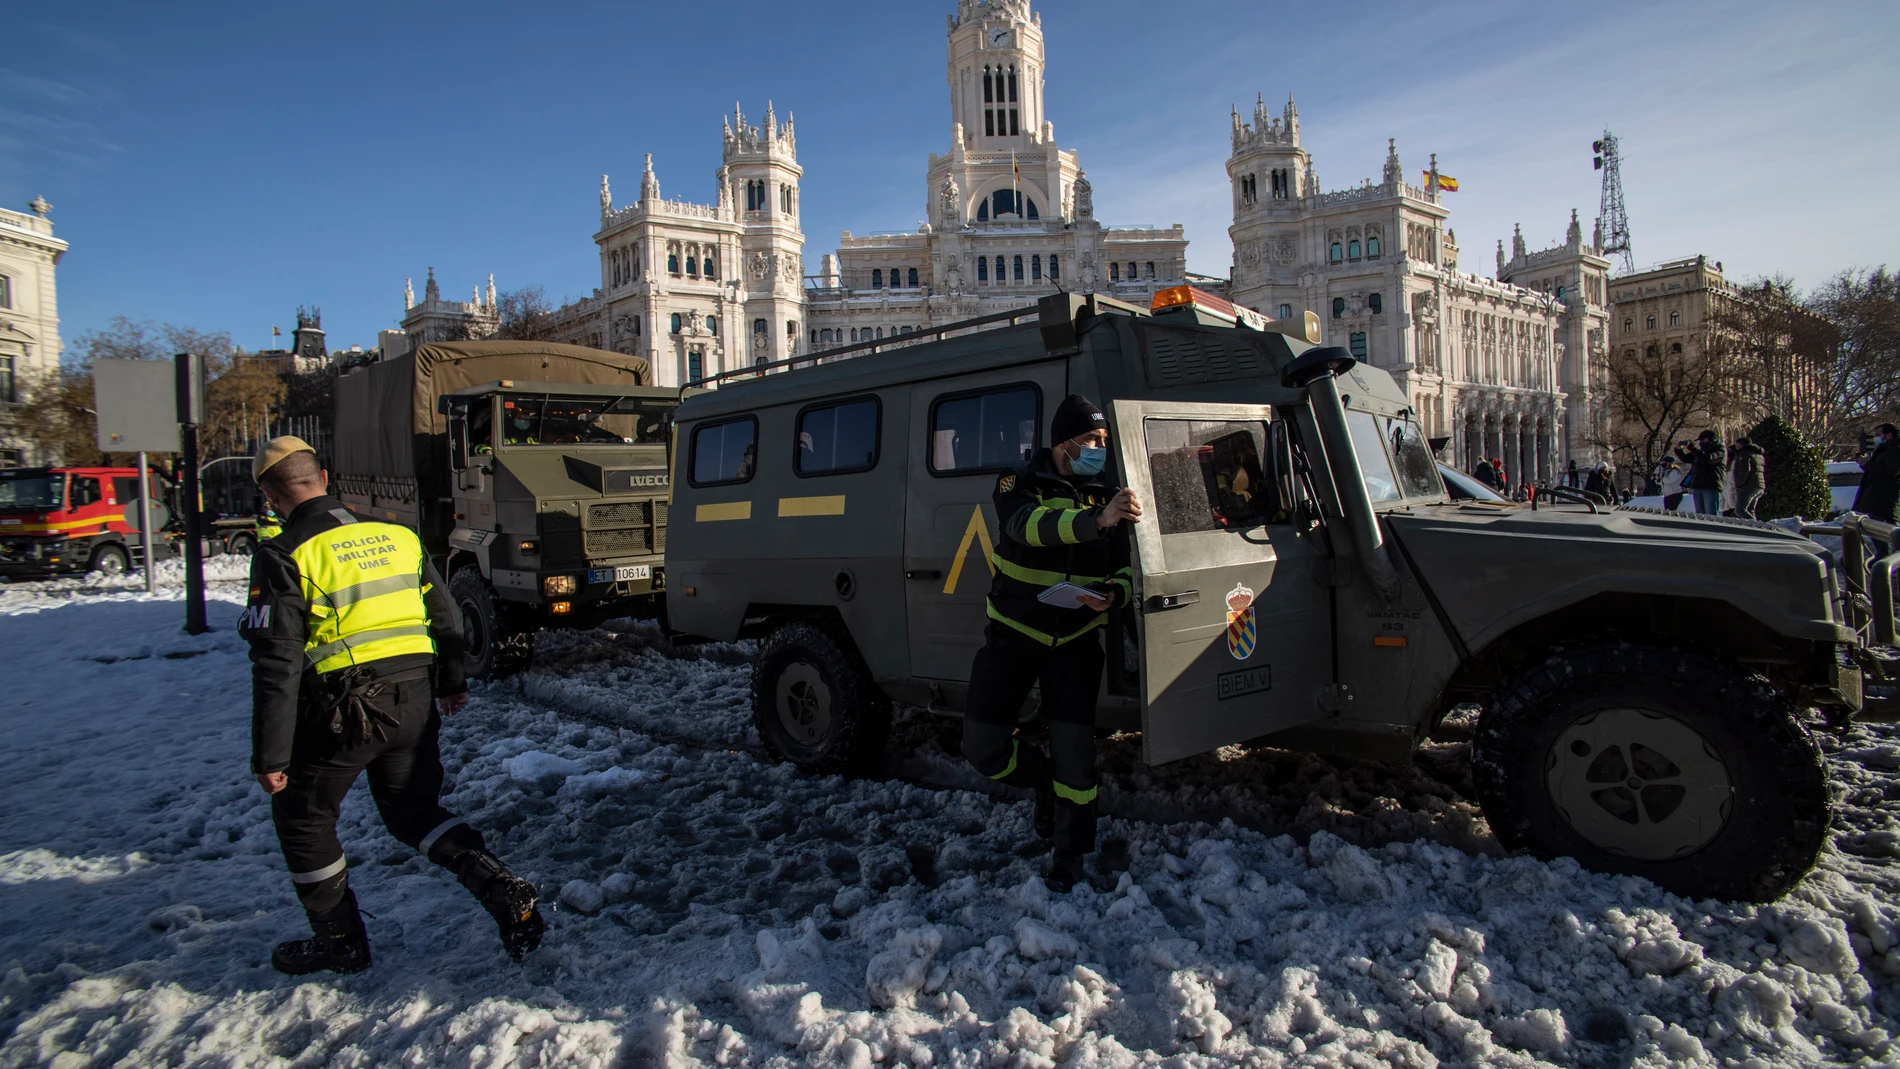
[5,0,1895,356]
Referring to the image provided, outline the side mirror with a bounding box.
[448,416,469,470]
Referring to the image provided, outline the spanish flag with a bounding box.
[1425,170,1460,192]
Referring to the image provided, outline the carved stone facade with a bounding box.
[802,0,1188,348]
[0,196,66,466]
[1226,100,1610,481]
[546,105,807,388]
[397,268,499,352]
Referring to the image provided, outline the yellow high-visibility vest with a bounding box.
[289,512,435,674]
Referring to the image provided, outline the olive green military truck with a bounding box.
[665,289,1899,902]
[335,340,678,678]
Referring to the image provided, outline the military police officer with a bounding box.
[961,395,1141,891]
[241,437,544,974]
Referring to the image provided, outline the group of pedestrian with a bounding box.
[1470,456,1511,496]
[1659,430,1768,519]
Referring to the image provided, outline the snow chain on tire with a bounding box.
[451,566,532,681]
[1473,641,1830,902]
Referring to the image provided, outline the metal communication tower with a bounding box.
[1593,131,1634,275]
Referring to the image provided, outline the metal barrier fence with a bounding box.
[1803,513,1900,648]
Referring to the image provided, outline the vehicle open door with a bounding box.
[1110,400,1333,764]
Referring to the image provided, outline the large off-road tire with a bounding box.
[1474,642,1829,902]
[227,533,257,556]
[752,620,891,775]
[451,566,532,681]
[87,543,129,577]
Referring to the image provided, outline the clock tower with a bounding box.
[948,0,1045,151]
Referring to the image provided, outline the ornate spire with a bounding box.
[1566,208,1582,246]
[1383,138,1402,186]
[486,273,497,308]
[27,195,51,218]
[1496,240,1506,275]
[640,153,660,203]
[404,277,414,310]
[765,101,777,141]
[1512,222,1527,261]
[599,174,612,216]
[424,267,440,303]
[1592,216,1605,251]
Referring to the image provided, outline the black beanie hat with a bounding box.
[1052,394,1105,444]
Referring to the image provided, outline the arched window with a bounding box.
[977,257,989,281]
[1330,242,1342,263]
[1348,240,1361,259]
[669,313,682,334]
[1014,255,1024,281]
[780,185,792,213]
[876,327,884,339]
[1048,254,1059,279]
[1645,345,1659,358]
[1278,303,1293,319]
[1128,263,1137,280]
[1367,236,1380,258]
[1145,262,1155,279]
[703,253,716,279]
[1670,342,1682,354]
[1646,315,1657,330]
[872,269,883,289]
[908,268,919,288]
[685,256,698,277]
[706,316,717,335]
[1623,317,1634,334]
[1369,293,1383,315]
[1349,332,1367,360]
[994,256,1005,283]
[667,251,680,274]
[810,329,818,345]
[1031,255,1042,280]
[1332,297,1345,319]
[754,318,768,338]
[850,328,859,342]
[1555,284,1565,300]
[1669,310,1680,326]
[1110,263,1120,281]
[977,199,990,221]
[1025,198,1038,220]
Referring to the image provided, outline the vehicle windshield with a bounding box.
[1342,411,1447,504]
[500,395,673,446]
[0,473,63,511]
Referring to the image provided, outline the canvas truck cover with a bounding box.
[333,341,653,480]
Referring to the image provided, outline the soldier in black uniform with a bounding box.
[241,437,544,974]
[961,395,1141,891]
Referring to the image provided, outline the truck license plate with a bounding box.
[589,564,650,584]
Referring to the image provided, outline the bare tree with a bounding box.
[1808,266,1900,450]
[1591,339,1726,489]
[1704,275,1838,443]
[19,316,240,465]
[494,284,558,341]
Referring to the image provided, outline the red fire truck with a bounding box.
[0,466,174,578]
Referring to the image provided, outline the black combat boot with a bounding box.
[1033,780,1056,839]
[272,889,371,975]
[458,850,545,961]
[1045,851,1088,894]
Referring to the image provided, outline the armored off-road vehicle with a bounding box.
[666,289,1899,902]
[335,341,679,678]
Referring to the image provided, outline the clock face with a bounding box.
[989,27,1008,46]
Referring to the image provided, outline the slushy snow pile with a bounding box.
[3,566,1900,1067]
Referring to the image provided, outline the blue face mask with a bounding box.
[1070,444,1107,477]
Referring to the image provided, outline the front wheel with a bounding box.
[451,566,532,680]
[87,543,129,577]
[1474,642,1830,902]
[752,620,891,775]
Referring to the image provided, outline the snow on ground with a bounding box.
[4,571,1900,1066]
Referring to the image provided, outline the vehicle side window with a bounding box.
[1143,419,1283,534]
[70,477,102,507]
[1381,417,1445,499]
[797,397,879,475]
[929,386,1038,474]
[112,477,139,505]
[691,417,758,486]
[1343,410,1401,503]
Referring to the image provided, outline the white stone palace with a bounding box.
[490,0,1608,475]
[1226,98,1609,480]
[0,196,66,467]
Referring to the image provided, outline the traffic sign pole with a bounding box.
[176,354,208,634]
[137,451,155,595]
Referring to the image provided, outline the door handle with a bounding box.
[906,569,943,580]
[1145,590,1200,612]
